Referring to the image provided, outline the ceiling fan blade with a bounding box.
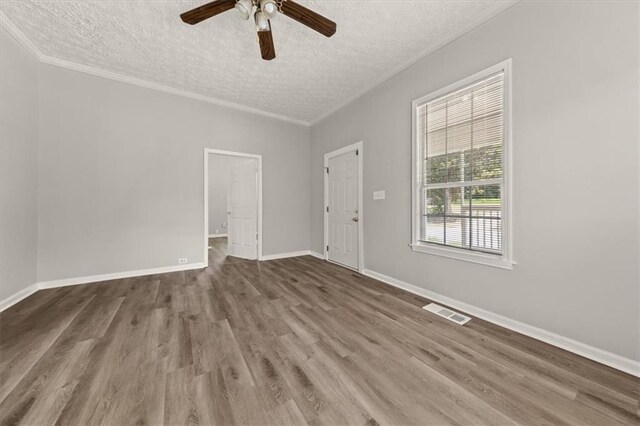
[279,0,336,37]
[181,0,236,25]
[258,25,276,60]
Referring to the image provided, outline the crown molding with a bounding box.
[309,0,520,126]
[39,54,310,126]
[0,11,44,59]
[0,11,309,127]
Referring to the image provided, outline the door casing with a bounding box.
[323,141,364,272]
[204,148,263,266]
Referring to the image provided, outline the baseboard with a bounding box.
[309,251,325,260]
[0,283,39,312]
[363,269,640,378]
[208,233,227,238]
[37,263,206,290]
[261,250,311,261]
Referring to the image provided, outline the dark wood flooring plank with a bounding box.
[157,308,193,372]
[268,398,308,426]
[97,357,167,426]
[195,368,236,426]
[164,365,199,426]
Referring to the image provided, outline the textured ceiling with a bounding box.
[0,0,515,123]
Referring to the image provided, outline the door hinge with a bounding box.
[326,206,329,212]
[324,167,329,174]
[326,245,329,252]
[356,149,359,156]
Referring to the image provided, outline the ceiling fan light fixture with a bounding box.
[255,10,270,32]
[234,0,253,20]
[259,0,277,18]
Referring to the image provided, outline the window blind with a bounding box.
[417,72,504,254]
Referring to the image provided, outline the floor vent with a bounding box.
[422,303,471,325]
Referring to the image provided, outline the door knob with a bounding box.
[352,217,359,222]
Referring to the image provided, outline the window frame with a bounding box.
[411,59,514,269]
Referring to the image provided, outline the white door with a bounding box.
[327,150,359,269]
[227,159,258,259]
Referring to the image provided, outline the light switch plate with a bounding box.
[373,190,386,200]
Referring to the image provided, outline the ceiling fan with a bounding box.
[180,0,337,61]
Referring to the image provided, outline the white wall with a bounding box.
[208,154,248,235]
[36,64,310,282]
[310,1,639,361]
[0,28,39,303]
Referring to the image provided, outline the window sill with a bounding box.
[410,242,514,270]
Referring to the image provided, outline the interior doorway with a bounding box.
[204,149,262,266]
[324,141,364,272]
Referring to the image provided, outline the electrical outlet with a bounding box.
[373,190,386,200]
[178,258,188,264]
[222,222,227,228]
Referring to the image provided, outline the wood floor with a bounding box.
[1,238,638,425]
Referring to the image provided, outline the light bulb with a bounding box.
[255,10,270,32]
[259,0,277,18]
[235,0,253,20]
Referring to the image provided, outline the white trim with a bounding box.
[208,233,228,238]
[40,56,308,126]
[309,1,518,125]
[0,262,205,311]
[38,263,206,289]
[309,251,325,260]
[504,59,514,267]
[0,12,308,127]
[0,283,39,312]
[260,250,311,261]
[3,248,325,312]
[204,149,263,265]
[411,59,514,270]
[410,243,514,270]
[323,141,365,273]
[2,247,323,312]
[0,12,43,59]
[363,268,640,378]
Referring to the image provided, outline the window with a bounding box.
[411,60,512,269]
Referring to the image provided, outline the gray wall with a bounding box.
[208,154,248,235]
[310,1,639,360]
[0,29,39,301]
[37,64,310,281]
